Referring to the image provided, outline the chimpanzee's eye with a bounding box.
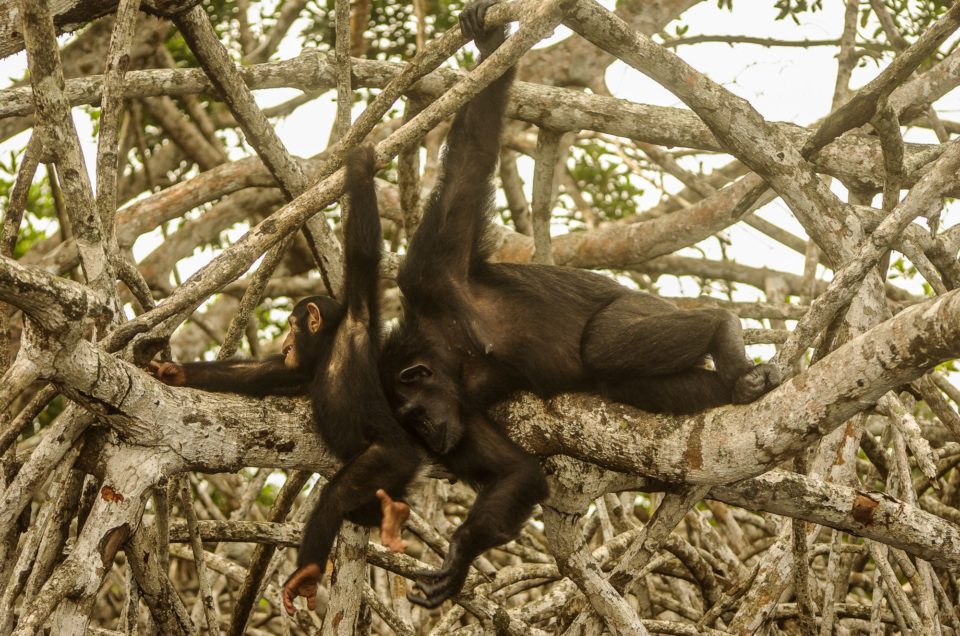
[399,364,432,383]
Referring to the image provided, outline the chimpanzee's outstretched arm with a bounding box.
[407,414,548,608]
[400,0,515,290]
[148,356,309,397]
[437,2,512,205]
[342,145,382,336]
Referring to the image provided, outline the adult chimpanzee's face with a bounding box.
[390,355,465,454]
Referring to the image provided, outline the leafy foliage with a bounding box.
[773,0,824,23]
[257,480,280,507]
[257,299,294,342]
[865,0,956,47]
[567,141,644,224]
[0,150,56,258]
[301,0,465,60]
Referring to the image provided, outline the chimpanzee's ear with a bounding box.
[306,303,323,334]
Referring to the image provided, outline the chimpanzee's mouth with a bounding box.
[410,414,431,430]
[406,415,453,453]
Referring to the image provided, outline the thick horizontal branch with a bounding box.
[711,471,960,570]
[26,290,959,581]
[166,471,960,575]
[46,287,960,494]
[495,290,960,485]
[54,337,336,475]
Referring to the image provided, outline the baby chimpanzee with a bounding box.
[150,145,418,615]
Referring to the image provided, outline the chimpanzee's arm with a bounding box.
[342,145,382,337]
[407,414,548,607]
[149,356,309,397]
[400,0,515,290]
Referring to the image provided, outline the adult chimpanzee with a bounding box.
[373,0,781,609]
[149,145,419,615]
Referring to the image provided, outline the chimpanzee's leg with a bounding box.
[343,501,382,526]
[283,437,420,615]
[297,437,420,570]
[582,297,752,381]
[407,415,548,608]
[581,296,777,410]
[599,368,732,414]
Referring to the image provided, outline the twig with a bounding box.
[95,0,142,262]
[531,127,562,264]
[867,541,923,632]
[0,406,91,541]
[661,34,888,53]
[226,471,310,636]
[126,525,197,635]
[178,477,221,635]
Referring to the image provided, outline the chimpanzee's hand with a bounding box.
[146,360,186,386]
[406,541,470,608]
[283,562,324,615]
[345,144,377,181]
[460,0,506,58]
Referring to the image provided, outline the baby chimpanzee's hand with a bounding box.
[460,0,507,58]
[283,563,324,615]
[147,360,187,386]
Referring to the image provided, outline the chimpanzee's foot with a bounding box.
[376,489,410,553]
[732,363,781,404]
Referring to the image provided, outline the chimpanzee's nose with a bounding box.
[396,401,416,418]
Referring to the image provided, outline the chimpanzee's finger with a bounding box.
[411,566,447,581]
[408,575,457,608]
[461,0,493,41]
[407,590,444,609]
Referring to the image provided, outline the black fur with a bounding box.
[174,355,310,397]
[153,145,422,582]
[280,147,424,573]
[377,0,780,609]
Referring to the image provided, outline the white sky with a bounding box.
[1,1,957,323]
